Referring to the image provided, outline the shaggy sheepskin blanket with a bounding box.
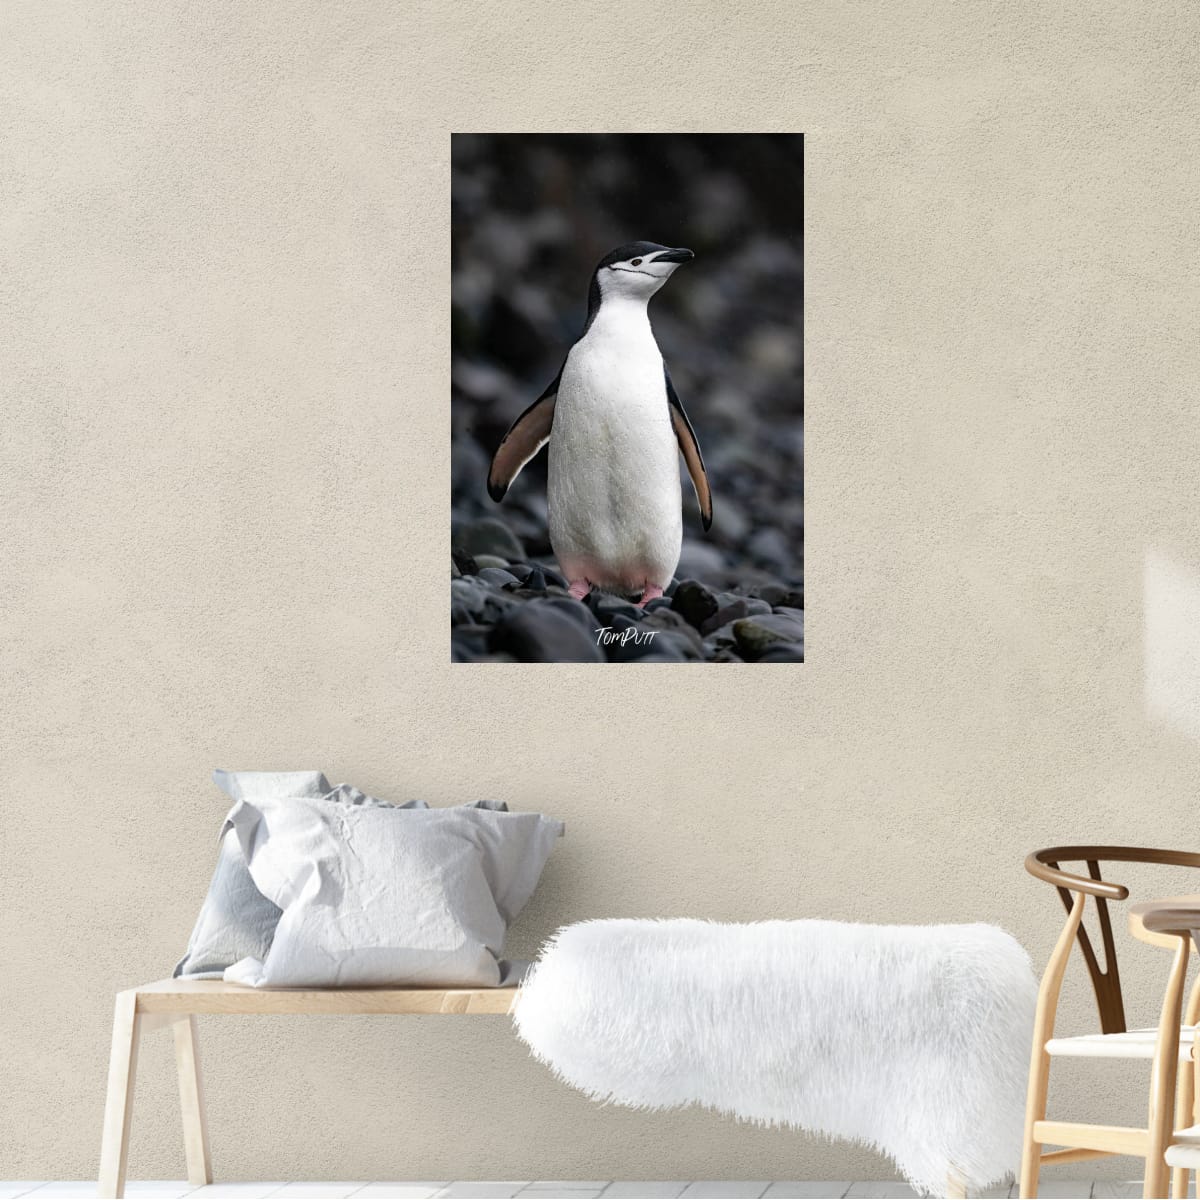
[513,918,1035,1197]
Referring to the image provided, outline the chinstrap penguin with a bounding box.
[487,241,712,606]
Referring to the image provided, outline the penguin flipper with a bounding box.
[665,367,713,531]
[487,369,561,502]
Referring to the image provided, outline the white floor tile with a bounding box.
[272,1188,365,1199]
[22,1187,111,1198]
[763,1186,852,1199]
[435,1187,530,1200]
[188,1186,286,1198]
[679,1186,770,1200]
[601,1186,688,1199]
[843,1186,917,1199]
[350,1187,448,1199]
[124,1185,202,1199]
[516,1191,604,1199]
[0,1188,43,1200]
[518,1187,607,1194]
[1022,1186,1091,1199]
[132,1189,198,1200]
[1089,1186,1191,1200]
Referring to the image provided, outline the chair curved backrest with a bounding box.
[1026,846,1200,1034]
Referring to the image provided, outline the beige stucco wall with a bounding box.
[4,0,1200,1183]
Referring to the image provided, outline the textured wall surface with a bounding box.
[3,0,1200,1183]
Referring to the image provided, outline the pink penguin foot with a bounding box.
[636,585,665,607]
[567,579,592,601]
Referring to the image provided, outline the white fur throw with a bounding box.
[513,918,1036,1197]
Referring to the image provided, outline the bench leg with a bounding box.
[172,1014,212,1187]
[98,991,141,1200]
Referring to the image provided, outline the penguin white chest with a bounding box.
[547,310,683,593]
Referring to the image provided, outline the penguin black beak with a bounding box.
[653,247,694,264]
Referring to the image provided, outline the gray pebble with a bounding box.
[757,644,805,662]
[452,547,479,576]
[536,563,567,589]
[488,601,604,663]
[452,576,516,623]
[774,604,805,621]
[704,627,739,651]
[589,593,644,626]
[671,579,719,629]
[453,517,525,562]
[452,625,490,660]
[539,596,598,628]
[757,583,804,609]
[732,613,805,660]
[641,607,703,640]
[702,598,751,633]
[630,644,691,663]
[657,630,704,661]
[478,566,519,588]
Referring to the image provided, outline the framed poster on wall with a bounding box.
[451,133,803,663]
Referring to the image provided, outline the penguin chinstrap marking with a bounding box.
[487,241,713,607]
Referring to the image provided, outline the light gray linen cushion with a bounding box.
[222,797,563,988]
[211,770,332,804]
[175,770,426,979]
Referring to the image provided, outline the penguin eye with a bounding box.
[631,258,642,266]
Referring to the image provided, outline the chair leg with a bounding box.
[1144,938,1189,1199]
[172,1014,212,1187]
[1172,1051,1193,1200]
[1020,891,1086,1198]
[98,991,142,1200]
[1018,1044,1050,1199]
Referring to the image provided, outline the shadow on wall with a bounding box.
[1145,549,1200,742]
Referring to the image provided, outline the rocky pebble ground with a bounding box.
[451,516,803,663]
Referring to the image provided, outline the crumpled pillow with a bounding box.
[175,770,426,979]
[223,796,563,988]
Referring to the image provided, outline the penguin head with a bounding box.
[592,241,694,303]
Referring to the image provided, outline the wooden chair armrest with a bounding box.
[1026,846,1200,901]
[1025,850,1129,900]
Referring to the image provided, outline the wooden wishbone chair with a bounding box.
[1021,847,1200,1199]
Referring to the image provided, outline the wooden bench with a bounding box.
[98,978,517,1199]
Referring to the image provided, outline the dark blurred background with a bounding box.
[452,132,803,607]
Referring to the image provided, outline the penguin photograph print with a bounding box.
[451,134,803,663]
